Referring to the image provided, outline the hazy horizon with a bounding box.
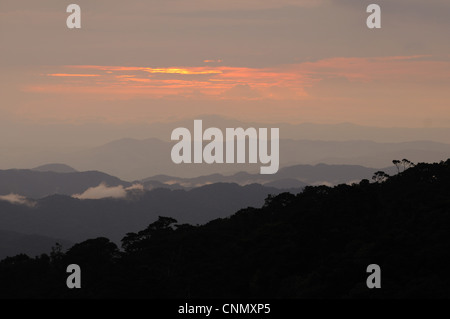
[2,0,450,145]
[1,0,450,176]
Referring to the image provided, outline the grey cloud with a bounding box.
[72,183,143,200]
[0,194,36,207]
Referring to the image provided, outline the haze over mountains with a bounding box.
[2,117,450,180]
[1,138,448,181]
[60,138,450,180]
[3,116,450,148]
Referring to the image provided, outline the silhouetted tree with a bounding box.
[401,158,415,171]
[50,242,64,264]
[372,171,390,183]
[122,216,177,252]
[393,160,401,173]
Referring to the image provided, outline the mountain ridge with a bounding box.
[32,163,78,173]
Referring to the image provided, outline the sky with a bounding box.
[1,0,450,143]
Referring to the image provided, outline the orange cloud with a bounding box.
[39,64,310,100]
[69,65,222,75]
[47,73,100,77]
[34,56,449,102]
[145,68,222,75]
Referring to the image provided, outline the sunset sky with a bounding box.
[1,0,449,132]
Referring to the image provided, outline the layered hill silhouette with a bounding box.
[1,159,449,298]
[0,183,300,254]
[62,138,450,180]
[3,135,450,180]
[0,163,396,199]
[143,163,396,188]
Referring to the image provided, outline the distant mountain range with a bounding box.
[3,115,450,149]
[0,163,399,199]
[39,138,450,180]
[2,117,450,181]
[142,163,397,188]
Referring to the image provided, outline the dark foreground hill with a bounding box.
[0,230,73,260]
[1,160,450,298]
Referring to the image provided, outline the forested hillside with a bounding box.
[1,160,449,298]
